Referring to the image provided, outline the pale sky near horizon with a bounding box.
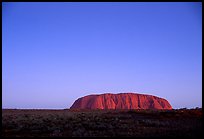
[2,2,202,109]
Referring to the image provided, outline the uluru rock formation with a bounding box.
[70,93,172,110]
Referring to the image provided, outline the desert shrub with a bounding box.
[51,129,62,137]
[72,127,86,137]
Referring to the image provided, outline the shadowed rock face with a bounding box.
[70,93,172,110]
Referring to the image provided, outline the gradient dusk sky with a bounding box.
[2,2,202,109]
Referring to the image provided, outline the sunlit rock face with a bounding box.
[70,93,172,110]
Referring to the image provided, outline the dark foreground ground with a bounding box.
[2,108,203,137]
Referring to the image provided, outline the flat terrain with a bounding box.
[2,108,202,137]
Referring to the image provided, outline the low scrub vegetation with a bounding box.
[2,108,202,137]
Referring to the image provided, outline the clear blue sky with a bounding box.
[2,2,202,109]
